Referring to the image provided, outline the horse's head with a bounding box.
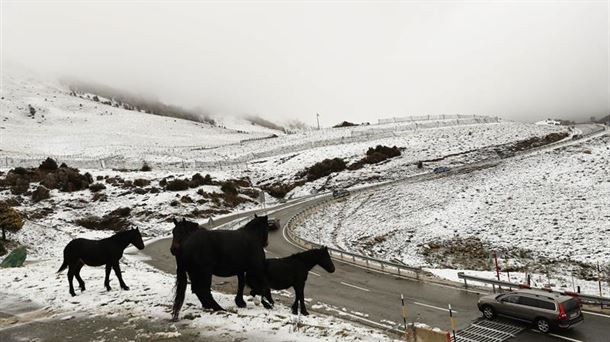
[317,246,335,273]
[170,218,199,256]
[243,214,269,247]
[130,228,145,250]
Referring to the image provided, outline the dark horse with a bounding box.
[57,228,145,296]
[249,246,335,316]
[171,216,269,320]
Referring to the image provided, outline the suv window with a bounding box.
[501,295,520,304]
[519,296,555,310]
[563,299,579,312]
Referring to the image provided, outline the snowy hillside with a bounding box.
[0,71,282,160]
[297,134,610,293]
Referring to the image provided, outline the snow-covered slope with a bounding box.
[0,70,281,159]
[297,134,610,293]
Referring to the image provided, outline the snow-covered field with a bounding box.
[0,225,391,341]
[0,167,393,341]
[296,134,610,295]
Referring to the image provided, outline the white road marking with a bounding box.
[546,332,583,342]
[413,301,456,313]
[583,310,610,318]
[340,281,370,292]
[309,271,321,277]
[321,306,401,333]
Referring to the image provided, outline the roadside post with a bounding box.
[258,191,266,214]
[448,304,457,341]
[598,262,604,309]
[400,294,409,340]
[493,251,501,291]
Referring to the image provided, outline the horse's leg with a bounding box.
[104,264,112,291]
[265,288,274,306]
[291,287,299,315]
[296,284,308,316]
[67,266,76,297]
[235,273,246,308]
[74,261,86,292]
[200,271,224,311]
[112,262,129,290]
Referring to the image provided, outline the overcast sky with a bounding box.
[2,0,608,126]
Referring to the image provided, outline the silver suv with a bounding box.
[477,289,583,333]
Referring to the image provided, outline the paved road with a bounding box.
[142,125,610,341]
[144,204,610,341]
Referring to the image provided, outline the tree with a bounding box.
[0,203,24,240]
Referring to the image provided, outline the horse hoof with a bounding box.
[301,311,309,316]
[121,286,130,291]
[235,301,246,308]
[106,287,112,291]
[70,292,76,297]
[291,308,298,315]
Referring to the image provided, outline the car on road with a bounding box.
[332,189,350,199]
[267,218,280,231]
[433,166,451,174]
[477,289,583,333]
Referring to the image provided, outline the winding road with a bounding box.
[142,124,610,341]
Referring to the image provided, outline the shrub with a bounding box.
[39,157,58,171]
[221,181,238,196]
[28,104,36,116]
[333,121,358,128]
[140,162,152,172]
[261,182,301,199]
[366,145,401,158]
[0,203,24,240]
[31,185,50,202]
[108,207,131,217]
[10,179,30,195]
[166,179,189,191]
[0,241,6,256]
[133,178,151,187]
[74,208,130,231]
[348,145,401,170]
[89,183,107,192]
[302,158,346,181]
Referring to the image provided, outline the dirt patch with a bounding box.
[421,236,493,270]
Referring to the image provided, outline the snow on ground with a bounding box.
[296,134,610,295]
[0,70,278,160]
[0,242,390,341]
[247,121,566,198]
[1,69,565,176]
[0,171,394,341]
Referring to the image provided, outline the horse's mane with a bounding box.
[291,248,323,263]
[241,216,266,232]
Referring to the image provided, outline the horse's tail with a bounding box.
[172,256,188,321]
[57,259,68,273]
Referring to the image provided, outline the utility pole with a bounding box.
[316,112,320,130]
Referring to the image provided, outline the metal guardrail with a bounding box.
[284,200,424,280]
[457,272,610,306]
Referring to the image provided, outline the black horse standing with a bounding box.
[171,216,270,320]
[58,228,145,296]
[249,246,335,316]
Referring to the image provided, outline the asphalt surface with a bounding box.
[142,124,610,341]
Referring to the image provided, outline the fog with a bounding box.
[2,1,608,126]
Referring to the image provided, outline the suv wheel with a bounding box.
[482,305,495,320]
[536,318,550,333]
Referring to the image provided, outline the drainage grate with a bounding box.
[451,318,526,342]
